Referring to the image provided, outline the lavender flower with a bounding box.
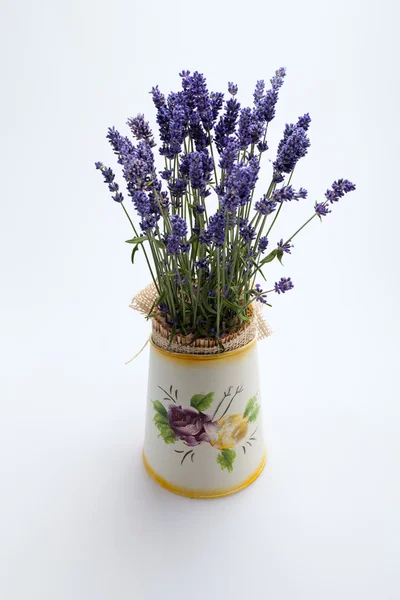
[238,107,252,148]
[221,157,259,212]
[273,172,285,184]
[272,185,308,202]
[171,214,188,238]
[150,85,166,109]
[181,151,213,195]
[315,202,331,217]
[165,92,187,156]
[182,71,213,130]
[188,112,208,152]
[240,220,256,243]
[160,168,173,180]
[215,97,241,152]
[126,114,155,147]
[132,190,151,217]
[273,125,310,176]
[255,67,286,123]
[95,162,124,202]
[238,107,264,149]
[106,127,135,163]
[160,191,170,211]
[194,202,205,214]
[274,277,294,294]
[257,140,268,153]
[255,195,277,215]
[179,241,190,253]
[297,113,311,131]
[109,132,159,206]
[253,80,265,104]
[194,257,209,270]
[258,236,269,253]
[219,137,239,173]
[325,179,356,202]
[252,283,268,304]
[165,234,180,255]
[150,87,171,152]
[210,92,224,123]
[168,178,188,198]
[277,239,293,254]
[200,211,226,247]
[140,214,158,232]
[228,82,238,95]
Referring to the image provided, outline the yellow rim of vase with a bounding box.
[149,336,256,362]
[142,450,266,499]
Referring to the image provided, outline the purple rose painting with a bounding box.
[168,406,215,446]
[153,385,260,472]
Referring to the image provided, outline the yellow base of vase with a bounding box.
[142,450,267,499]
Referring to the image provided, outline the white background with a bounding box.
[1,0,399,598]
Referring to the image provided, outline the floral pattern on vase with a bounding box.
[153,385,260,472]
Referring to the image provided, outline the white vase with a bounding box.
[143,338,266,498]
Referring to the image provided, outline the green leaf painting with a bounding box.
[217,449,236,473]
[248,404,260,423]
[153,401,175,444]
[243,396,256,417]
[153,400,168,418]
[190,392,214,412]
[243,395,260,423]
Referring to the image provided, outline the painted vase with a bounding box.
[143,337,266,499]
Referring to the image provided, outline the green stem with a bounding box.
[284,213,318,245]
[216,248,221,338]
[120,203,159,294]
[207,129,219,188]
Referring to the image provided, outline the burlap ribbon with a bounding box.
[127,283,272,359]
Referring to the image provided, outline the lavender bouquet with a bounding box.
[96,68,355,346]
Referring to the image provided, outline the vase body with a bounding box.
[143,338,266,499]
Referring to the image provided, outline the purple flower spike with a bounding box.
[252,283,268,304]
[199,212,226,248]
[165,234,180,255]
[255,195,277,216]
[126,114,155,147]
[272,185,308,203]
[325,179,356,203]
[228,82,238,96]
[315,202,332,217]
[95,162,124,203]
[171,214,188,238]
[239,220,256,243]
[277,239,293,254]
[258,236,269,253]
[274,277,294,294]
[274,125,310,176]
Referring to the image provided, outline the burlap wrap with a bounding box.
[129,283,272,355]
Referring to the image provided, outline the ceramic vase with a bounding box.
[143,337,266,498]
